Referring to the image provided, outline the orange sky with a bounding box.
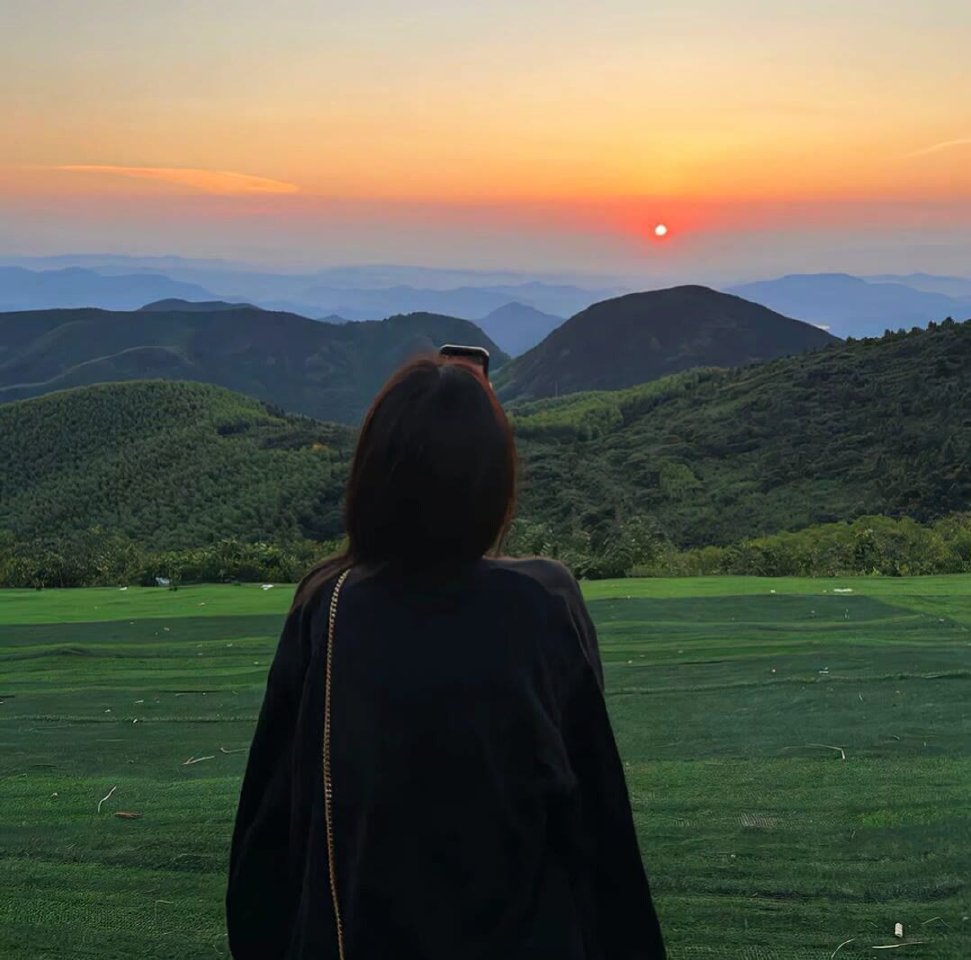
[2,1,970,274]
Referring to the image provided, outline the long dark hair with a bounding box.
[293,354,516,608]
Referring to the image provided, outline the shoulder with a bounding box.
[482,556,586,610]
[484,557,602,690]
[289,558,366,624]
[483,554,574,586]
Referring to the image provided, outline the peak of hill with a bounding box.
[495,285,835,402]
[729,273,970,338]
[0,304,506,423]
[476,302,565,356]
[138,298,254,312]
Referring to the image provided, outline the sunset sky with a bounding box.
[2,0,970,279]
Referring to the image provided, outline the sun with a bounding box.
[653,223,669,238]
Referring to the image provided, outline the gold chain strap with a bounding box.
[323,568,351,960]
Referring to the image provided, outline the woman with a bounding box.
[226,354,665,959]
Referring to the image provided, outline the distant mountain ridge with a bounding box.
[0,266,214,311]
[0,303,506,423]
[475,302,565,356]
[495,285,836,402]
[863,273,971,298]
[0,258,616,319]
[139,298,254,312]
[729,273,971,338]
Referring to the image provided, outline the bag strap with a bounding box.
[323,568,352,960]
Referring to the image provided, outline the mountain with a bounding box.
[0,304,506,423]
[3,319,969,559]
[139,298,254,312]
[475,302,565,356]
[864,273,971,298]
[0,256,620,320]
[510,317,971,548]
[0,267,216,312]
[257,282,605,322]
[0,380,354,549]
[495,285,836,402]
[728,273,970,338]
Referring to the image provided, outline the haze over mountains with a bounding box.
[0,256,612,331]
[476,302,564,356]
[727,273,971,339]
[3,256,969,352]
[0,266,214,312]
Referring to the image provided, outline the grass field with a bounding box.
[1,576,969,959]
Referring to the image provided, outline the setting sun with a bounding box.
[654,224,669,238]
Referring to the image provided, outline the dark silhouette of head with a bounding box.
[295,354,516,605]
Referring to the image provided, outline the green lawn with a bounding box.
[1,576,969,959]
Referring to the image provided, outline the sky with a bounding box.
[2,0,970,281]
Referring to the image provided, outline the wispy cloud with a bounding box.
[52,165,299,195]
[902,138,971,159]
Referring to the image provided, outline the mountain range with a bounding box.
[727,273,971,338]
[4,317,968,554]
[4,256,970,352]
[0,304,505,424]
[864,273,971,298]
[0,257,613,330]
[1,287,839,420]
[0,266,214,312]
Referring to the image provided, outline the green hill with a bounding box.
[510,319,971,549]
[0,304,506,423]
[0,380,354,550]
[2,320,969,575]
[495,285,836,401]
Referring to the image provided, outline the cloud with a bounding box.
[903,138,971,159]
[52,165,299,195]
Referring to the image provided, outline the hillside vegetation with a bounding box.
[509,318,971,554]
[495,284,836,401]
[2,320,970,585]
[0,380,354,551]
[0,304,505,423]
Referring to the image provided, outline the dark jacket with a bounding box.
[227,556,665,959]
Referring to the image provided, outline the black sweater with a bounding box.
[226,557,665,959]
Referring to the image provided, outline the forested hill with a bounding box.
[0,380,355,549]
[0,304,506,423]
[495,285,836,401]
[511,319,971,548]
[3,321,969,559]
